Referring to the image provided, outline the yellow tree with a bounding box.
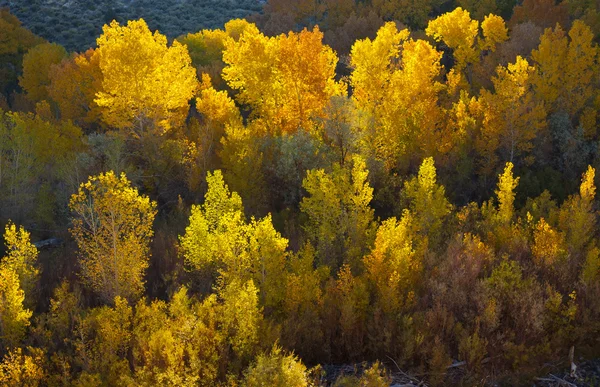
[300,156,376,270]
[178,19,255,67]
[531,20,599,135]
[1,223,39,309]
[558,166,597,254]
[222,24,344,134]
[495,161,520,225]
[477,56,547,173]
[403,157,453,246]
[350,22,445,170]
[19,42,67,103]
[219,278,263,362]
[128,287,221,386]
[180,170,288,310]
[0,347,45,386]
[47,48,103,127]
[73,297,133,384]
[186,74,243,192]
[364,211,419,316]
[69,171,157,304]
[95,19,198,135]
[243,345,311,387]
[426,8,508,83]
[282,243,329,359]
[0,111,84,224]
[0,266,31,351]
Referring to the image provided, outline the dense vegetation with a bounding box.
[2,0,600,385]
[0,0,263,51]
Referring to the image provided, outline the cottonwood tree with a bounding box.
[69,171,157,304]
[95,19,198,136]
[222,24,345,134]
[1,223,39,309]
[19,42,67,104]
[0,266,31,352]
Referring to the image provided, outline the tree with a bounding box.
[426,8,508,84]
[1,223,39,309]
[282,243,329,361]
[426,8,480,71]
[0,347,45,386]
[531,20,599,135]
[180,170,288,310]
[0,266,31,351]
[300,156,376,270]
[73,297,132,384]
[219,279,263,362]
[350,22,445,170]
[557,166,597,255]
[509,0,570,30]
[95,19,198,135]
[371,0,443,28]
[243,345,310,387]
[403,157,453,246]
[222,24,344,134]
[19,42,67,104]
[477,56,547,172]
[0,111,84,224]
[495,162,520,225]
[364,211,418,317]
[187,74,243,192]
[47,49,103,127]
[69,171,157,304]
[179,19,254,67]
[128,288,221,386]
[0,9,44,96]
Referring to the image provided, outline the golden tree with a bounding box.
[477,56,547,172]
[180,170,288,310]
[300,156,376,270]
[0,347,45,386]
[350,22,445,169]
[426,8,508,85]
[1,223,39,308]
[222,24,344,134]
[48,49,103,127]
[495,162,520,225]
[95,19,198,135]
[403,157,453,245]
[0,266,31,351]
[531,20,599,135]
[69,171,157,304]
[19,42,67,103]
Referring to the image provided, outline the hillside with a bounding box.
[0,0,263,51]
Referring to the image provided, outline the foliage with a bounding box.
[95,19,198,134]
[2,4,600,386]
[69,171,157,304]
[242,345,310,387]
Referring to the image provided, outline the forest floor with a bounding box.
[318,359,600,386]
[534,359,600,387]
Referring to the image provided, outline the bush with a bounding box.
[243,345,311,387]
